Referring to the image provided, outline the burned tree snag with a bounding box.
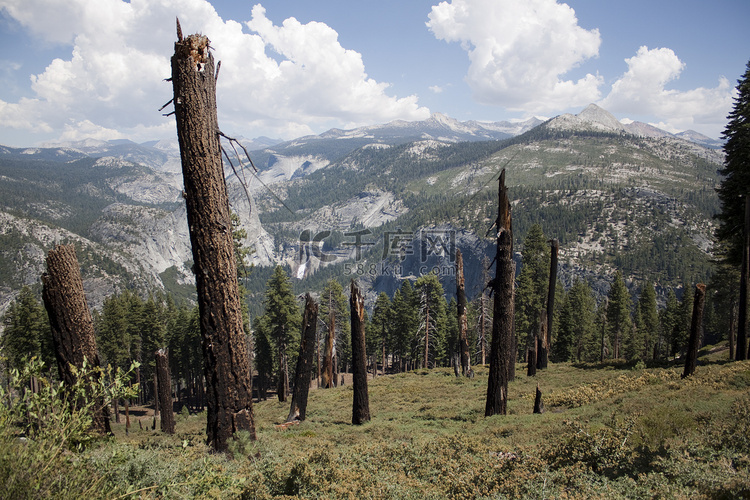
[156,349,175,434]
[527,328,537,377]
[41,244,111,435]
[350,281,370,425]
[533,384,545,414]
[540,239,558,369]
[485,169,514,417]
[170,21,255,451]
[736,194,749,361]
[682,284,707,378]
[536,309,548,370]
[287,294,318,422]
[321,291,335,389]
[456,249,471,377]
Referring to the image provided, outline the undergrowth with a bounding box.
[1,352,748,498]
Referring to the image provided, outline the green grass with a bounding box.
[3,349,750,498]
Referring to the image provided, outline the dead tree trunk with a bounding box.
[171,21,255,451]
[321,291,335,388]
[350,281,371,425]
[541,239,558,369]
[527,328,537,377]
[485,169,514,417]
[682,284,707,378]
[533,384,545,414]
[156,349,175,434]
[736,194,749,361]
[287,295,318,422]
[41,244,111,435]
[456,249,471,376]
[536,309,548,370]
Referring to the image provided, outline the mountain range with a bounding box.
[0,104,725,316]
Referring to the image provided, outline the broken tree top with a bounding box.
[174,18,210,71]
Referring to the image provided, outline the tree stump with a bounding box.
[533,384,545,414]
[41,244,111,435]
[171,21,255,451]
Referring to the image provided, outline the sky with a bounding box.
[0,0,747,147]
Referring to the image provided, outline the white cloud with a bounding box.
[600,46,734,137]
[427,0,602,114]
[429,85,445,93]
[0,0,429,144]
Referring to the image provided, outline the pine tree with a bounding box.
[553,279,596,362]
[371,292,392,374]
[415,273,447,368]
[261,265,300,401]
[660,289,681,359]
[716,59,750,266]
[606,271,632,359]
[391,280,418,371]
[515,224,549,357]
[1,287,52,372]
[637,282,660,360]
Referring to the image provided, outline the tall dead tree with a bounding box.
[170,20,255,451]
[321,290,335,388]
[736,194,749,361]
[539,239,558,369]
[287,295,318,422]
[350,281,371,425]
[682,283,707,378]
[41,244,111,435]
[155,349,175,434]
[456,249,471,376]
[485,169,514,417]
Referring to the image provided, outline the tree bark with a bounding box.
[156,348,175,434]
[350,281,371,425]
[485,169,514,417]
[456,249,471,376]
[41,244,111,435]
[682,284,707,378]
[287,295,318,422]
[736,194,749,360]
[171,23,255,451]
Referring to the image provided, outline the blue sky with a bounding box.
[0,0,747,147]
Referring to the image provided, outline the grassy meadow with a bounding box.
[3,345,750,499]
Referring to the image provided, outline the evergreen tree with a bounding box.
[553,279,596,362]
[260,265,300,401]
[515,224,549,356]
[391,280,418,371]
[659,289,681,359]
[1,287,52,372]
[674,286,694,357]
[414,273,448,368]
[637,282,660,360]
[370,292,392,374]
[716,59,750,265]
[606,271,632,359]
